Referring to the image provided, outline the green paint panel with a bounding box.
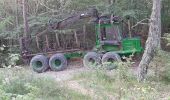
[122,38,143,53]
[102,44,119,52]
[64,52,83,59]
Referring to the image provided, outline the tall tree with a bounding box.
[22,0,29,37]
[138,0,162,82]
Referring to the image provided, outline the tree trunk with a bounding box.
[137,0,161,82]
[15,0,19,29]
[15,0,19,39]
[23,0,29,37]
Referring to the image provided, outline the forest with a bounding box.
[0,0,170,99]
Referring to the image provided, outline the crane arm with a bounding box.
[48,8,99,30]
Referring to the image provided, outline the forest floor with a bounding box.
[37,59,86,82]
[32,59,170,100]
[29,60,102,99]
[36,59,139,82]
[36,59,96,95]
[1,58,169,99]
[35,60,117,99]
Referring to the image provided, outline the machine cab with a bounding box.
[95,22,122,51]
[95,20,143,54]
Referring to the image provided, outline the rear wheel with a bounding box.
[30,55,49,73]
[49,53,67,71]
[83,52,101,68]
[102,52,121,70]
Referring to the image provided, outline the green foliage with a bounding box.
[0,16,14,32]
[150,50,170,83]
[163,33,170,46]
[0,45,20,68]
[162,0,170,32]
[0,0,169,40]
[0,0,169,55]
[108,0,151,19]
[164,65,170,82]
[66,0,107,11]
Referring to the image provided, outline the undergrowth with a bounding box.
[150,50,170,83]
[0,45,20,68]
[0,67,90,100]
[73,51,170,100]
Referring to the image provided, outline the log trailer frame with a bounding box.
[20,8,143,72]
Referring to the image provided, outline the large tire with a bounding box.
[83,52,101,68]
[30,55,49,73]
[49,53,67,71]
[102,52,121,70]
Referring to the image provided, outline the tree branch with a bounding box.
[0,16,14,25]
[131,18,150,29]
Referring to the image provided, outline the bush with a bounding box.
[0,45,20,68]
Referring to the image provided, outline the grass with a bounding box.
[0,67,90,100]
[73,70,170,99]
[72,52,170,100]
[1,50,170,100]
[74,70,115,92]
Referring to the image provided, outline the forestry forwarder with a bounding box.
[20,8,143,73]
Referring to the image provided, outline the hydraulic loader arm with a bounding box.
[36,8,121,36]
[48,8,99,30]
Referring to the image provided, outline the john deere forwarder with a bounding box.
[20,8,143,73]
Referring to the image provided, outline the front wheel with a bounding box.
[83,52,101,68]
[102,52,121,70]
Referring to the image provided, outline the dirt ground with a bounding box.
[36,59,87,81]
[27,59,169,99]
[35,59,98,98]
[36,59,138,82]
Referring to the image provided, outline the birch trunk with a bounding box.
[138,0,161,82]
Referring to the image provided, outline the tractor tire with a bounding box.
[83,52,101,68]
[102,52,121,70]
[49,53,67,71]
[30,55,49,73]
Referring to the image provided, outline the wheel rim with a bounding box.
[53,59,61,68]
[107,58,115,63]
[103,58,117,69]
[33,61,43,68]
[89,58,95,64]
[87,58,98,68]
